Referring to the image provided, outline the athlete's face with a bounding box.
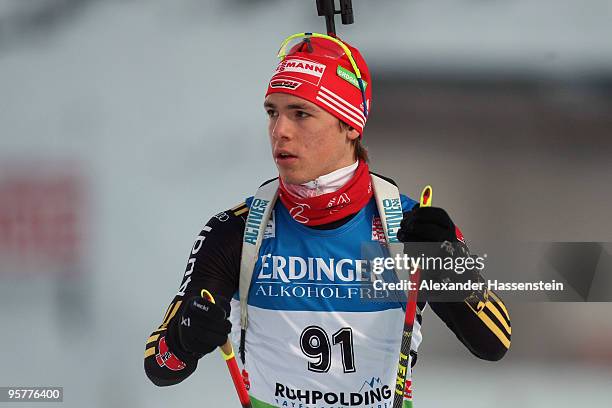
[265,93,360,185]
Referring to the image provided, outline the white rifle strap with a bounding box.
[370,174,403,246]
[370,174,412,303]
[239,179,279,331]
[371,175,422,310]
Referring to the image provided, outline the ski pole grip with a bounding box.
[420,185,433,207]
[201,289,234,357]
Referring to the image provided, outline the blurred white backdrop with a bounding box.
[1,1,611,407]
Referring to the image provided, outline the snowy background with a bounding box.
[1,1,611,407]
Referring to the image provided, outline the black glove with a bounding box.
[397,205,457,244]
[172,295,232,359]
[397,205,479,301]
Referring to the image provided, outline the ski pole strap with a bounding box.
[239,328,247,364]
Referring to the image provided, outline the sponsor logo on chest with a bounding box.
[257,254,368,283]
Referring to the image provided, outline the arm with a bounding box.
[398,206,511,362]
[429,288,511,361]
[144,203,248,386]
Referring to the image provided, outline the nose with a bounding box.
[271,113,293,141]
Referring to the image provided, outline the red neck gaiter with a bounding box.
[278,161,373,226]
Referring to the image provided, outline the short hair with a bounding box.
[339,120,369,163]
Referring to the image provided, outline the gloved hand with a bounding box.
[397,205,479,301]
[174,294,232,358]
[397,205,459,244]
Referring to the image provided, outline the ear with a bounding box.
[345,126,360,142]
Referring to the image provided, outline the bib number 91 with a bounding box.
[300,326,355,373]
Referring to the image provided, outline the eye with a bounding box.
[266,109,278,118]
[295,110,310,119]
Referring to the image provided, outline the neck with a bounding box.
[284,161,359,198]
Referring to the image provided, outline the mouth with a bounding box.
[275,151,298,164]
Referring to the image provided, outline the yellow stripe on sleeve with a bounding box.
[234,207,249,216]
[161,301,182,329]
[144,347,156,358]
[488,291,510,321]
[476,310,511,349]
[485,302,512,336]
[147,334,160,344]
[160,303,173,325]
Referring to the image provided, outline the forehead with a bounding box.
[264,93,319,110]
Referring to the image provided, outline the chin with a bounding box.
[279,171,308,185]
[280,175,302,185]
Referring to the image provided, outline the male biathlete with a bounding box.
[144,33,511,407]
